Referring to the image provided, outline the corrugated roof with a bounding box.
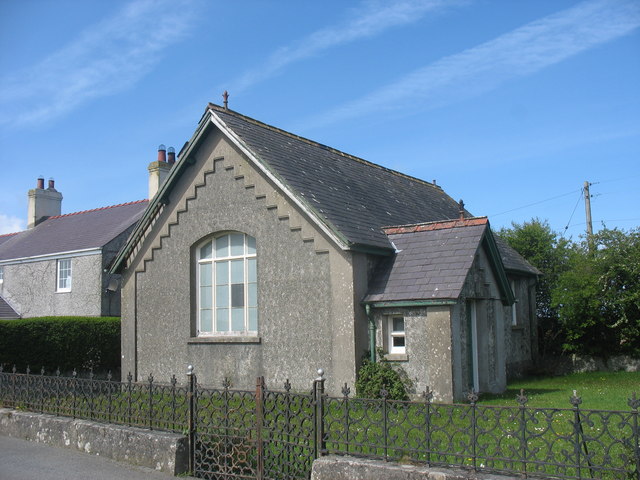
[364,219,489,303]
[211,105,466,251]
[0,200,148,262]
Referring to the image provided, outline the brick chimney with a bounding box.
[148,144,173,200]
[27,176,63,229]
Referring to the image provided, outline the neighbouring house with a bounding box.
[0,156,179,319]
[111,104,539,401]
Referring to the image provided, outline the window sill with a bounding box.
[384,353,408,362]
[188,336,261,344]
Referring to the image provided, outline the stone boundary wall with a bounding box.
[0,408,188,475]
[542,355,640,376]
[311,456,519,480]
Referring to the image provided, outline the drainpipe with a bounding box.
[365,304,376,363]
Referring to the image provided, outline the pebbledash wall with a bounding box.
[0,228,134,318]
[121,129,371,394]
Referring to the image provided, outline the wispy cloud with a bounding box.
[231,0,468,93]
[0,0,198,128]
[0,214,25,235]
[305,0,640,128]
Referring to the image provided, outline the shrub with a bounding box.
[355,357,410,401]
[0,316,120,373]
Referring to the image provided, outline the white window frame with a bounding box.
[0,266,4,284]
[388,316,406,355]
[196,232,257,336]
[56,258,72,292]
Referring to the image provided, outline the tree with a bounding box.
[497,219,572,355]
[553,227,640,357]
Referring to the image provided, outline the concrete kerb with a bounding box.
[311,455,520,480]
[0,408,188,475]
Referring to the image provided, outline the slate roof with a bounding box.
[211,105,466,251]
[0,295,19,319]
[494,235,541,276]
[364,218,490,303]
[0,200,148,262]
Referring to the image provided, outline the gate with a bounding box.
[188,370,325,480]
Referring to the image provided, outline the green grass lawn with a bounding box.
[479,371,640,411]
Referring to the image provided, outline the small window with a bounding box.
[57,259,72,292]
[388,317,406,354]
[0,266,3,283]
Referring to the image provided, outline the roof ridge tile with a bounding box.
[383,217,488,235]
[48,199,148,220]
[208,103,442,191]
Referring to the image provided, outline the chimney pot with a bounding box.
[48,178,55,190]
[167,146,176,165]
[37,176,45,189]
[157,144,167,163]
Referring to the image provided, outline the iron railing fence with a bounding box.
[1,365,638,480]
[323,387,640,480]
[0,365,189,433]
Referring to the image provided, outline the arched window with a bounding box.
[197,233,257,335]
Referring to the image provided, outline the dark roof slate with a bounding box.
[494,236,541,276]
[212,106,466,251]
[364,220,488,303]
[0,200,148,261]
[0,295,19,319]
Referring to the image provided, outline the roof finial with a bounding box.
[458,199,465,220]
[222,90,229,110]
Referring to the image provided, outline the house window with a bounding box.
[0,266,4,284]
[57,259,72,292]
[388,317,406,354]
[197,233,257,335]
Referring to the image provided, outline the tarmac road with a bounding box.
[0,435,195,480]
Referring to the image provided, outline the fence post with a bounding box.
[629,392,640,480]
[570,390,583,479]
[468,389,479,472]
[342,383,351,455]
[381,388,389,461]
[516,389,529,478]
[187,365,195,476]
[147,374,154,430]
[313,368,326,459]
[255,376,265,480]
[423,386,433,467]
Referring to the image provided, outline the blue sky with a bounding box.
[1,0,638,240]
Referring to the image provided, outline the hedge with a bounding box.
[0,316,120,374]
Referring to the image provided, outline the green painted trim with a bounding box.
[482,228,515,306]
[365,304,376,363]
[365,300,457,308]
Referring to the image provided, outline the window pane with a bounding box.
[230,233,244,256]
[247,235,256,255]
[248,308,258,332]
[231,284,244,308]
[393,336,405,348]
[248,283,257,308]
[216,285,229,307]
[215,261,228,285]
[393,318,404,333]
[200,286,212,309]
[200,309,212,333]
[248,258,257,283]
[230,259,244,284]
[215,235,229,258]
[231,308,244,331]
[200,263,212,287]
[216,309,229,332]
[200,241,212,260]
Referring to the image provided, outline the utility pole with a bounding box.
[584,181,593,250]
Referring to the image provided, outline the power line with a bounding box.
[489,189,581,217]
[561,188,585,237]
